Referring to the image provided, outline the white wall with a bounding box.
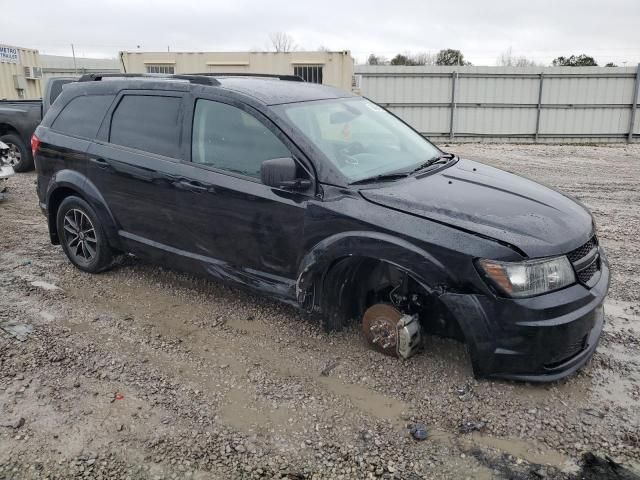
[121,51,354,91]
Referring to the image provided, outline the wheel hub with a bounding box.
[63,209,97,263]
[362,303,403,356]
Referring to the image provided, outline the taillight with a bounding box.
[31,134,40,157]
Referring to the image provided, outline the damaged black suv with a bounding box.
[35,73,609,381]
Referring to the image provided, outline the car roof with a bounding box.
[214,77,355,105]
[68,75,356,106]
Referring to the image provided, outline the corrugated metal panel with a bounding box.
[355,65,640,142]
[455,107,538,134]
[541,108,630,135]
[456,76,539,104]
[543,76,635,105]
[362,75,451,104]
[387,106,450,134]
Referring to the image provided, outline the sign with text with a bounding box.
[0,46,19,64]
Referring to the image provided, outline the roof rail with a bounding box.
[77,73,221,86]
[186,73,305,82]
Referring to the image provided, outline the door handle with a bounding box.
[173,180,214,193]
[90,157,110,169]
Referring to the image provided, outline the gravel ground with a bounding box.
[1,143,639,479]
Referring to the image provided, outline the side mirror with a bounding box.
[260,157,311,191]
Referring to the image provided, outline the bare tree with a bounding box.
[269,32,296,53]
[387,52,435,66]
[366,54,388,65]
[497,47,537,67]
[412,52,436,66]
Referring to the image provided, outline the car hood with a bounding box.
[359,158,593,258]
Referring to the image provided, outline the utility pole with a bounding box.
[71,44,77,74]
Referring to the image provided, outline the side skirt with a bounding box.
[118,231,298,306]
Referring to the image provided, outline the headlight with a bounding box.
[477,256,575,298]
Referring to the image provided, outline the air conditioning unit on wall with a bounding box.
[23,66,43,80]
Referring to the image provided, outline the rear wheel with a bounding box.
[0,133,33,172]
[56,196,113,273]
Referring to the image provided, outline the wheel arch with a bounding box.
[296,231,465,334]
[46,170,121,250]
[0,123,20,138]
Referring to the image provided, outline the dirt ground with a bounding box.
[1,143,639,480]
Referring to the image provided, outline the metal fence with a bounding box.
[354,65,640,143]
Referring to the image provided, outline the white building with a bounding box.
[120,50,355,91]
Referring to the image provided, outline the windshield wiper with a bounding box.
[349,172,410,185]
[410,152,456,175]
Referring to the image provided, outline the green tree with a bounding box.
[605,62,618,67]
[436,49,470,66]
[390,54,418,66]
[367,54,385,65]
[552,54,598,66]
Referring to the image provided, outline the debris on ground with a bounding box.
[459,420,487,434]
[409,423,428,441]
[1,417,25,429]
[320,360,340,376]
[0,319,33,341]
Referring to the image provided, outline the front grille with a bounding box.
[568,235,601,286]
[577,259,599,283]
[567,236,598,263]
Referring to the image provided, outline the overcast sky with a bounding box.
[2,0,639,66]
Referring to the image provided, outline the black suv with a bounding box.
[34,73,609,381]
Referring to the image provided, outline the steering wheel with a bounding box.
[334,142,366,166]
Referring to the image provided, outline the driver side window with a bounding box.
[191,99,291,179]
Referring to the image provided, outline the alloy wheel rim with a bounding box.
[6,144,21,167]
[63,209,97,262]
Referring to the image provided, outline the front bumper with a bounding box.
[441,253,610,382]
[0,165,14,180]
[0,165,15,201]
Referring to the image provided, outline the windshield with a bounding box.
[274,97,441,183]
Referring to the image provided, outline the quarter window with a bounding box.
[191,99,290,179]
[146,64,175,74]
[109,95,182,158]
[51,95,114,139]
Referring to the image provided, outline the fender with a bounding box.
[296,230,458,308]
[45,169,122,249]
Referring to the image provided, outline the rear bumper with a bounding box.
[441,252,609,382]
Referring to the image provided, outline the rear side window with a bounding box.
[110,95,182,158]
[51,95,114,139]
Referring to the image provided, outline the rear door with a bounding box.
[86,90,189,252]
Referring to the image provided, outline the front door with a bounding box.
[174,97,313,295]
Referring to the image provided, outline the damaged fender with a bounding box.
[296,230,456,314]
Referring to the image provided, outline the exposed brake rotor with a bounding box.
[362,303,403,357]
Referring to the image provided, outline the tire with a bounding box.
[0,133,33,172]
[56,196,113,273]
